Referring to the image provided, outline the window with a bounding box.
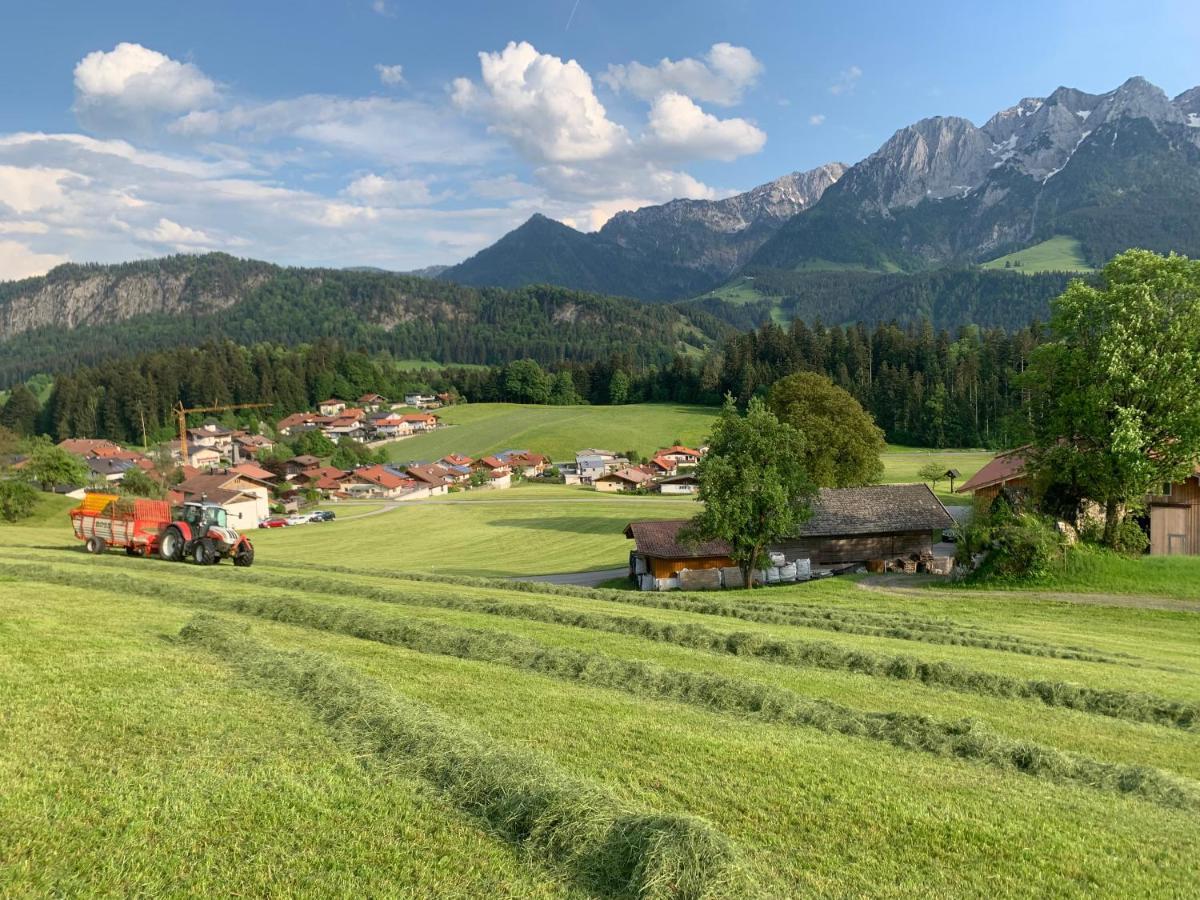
[1161,482,1173,498]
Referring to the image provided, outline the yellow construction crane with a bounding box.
[175,401,270,464]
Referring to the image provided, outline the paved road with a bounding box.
[512,567,628,588]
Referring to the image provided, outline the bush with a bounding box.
[970,513,1068,580]
[0,478,37,522]
[1111,519,1150,556]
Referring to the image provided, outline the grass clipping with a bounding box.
[179,613,748,900]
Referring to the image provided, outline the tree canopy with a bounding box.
[685,397,814,587]
[1024,250,1200,543]
[767,372,885,487]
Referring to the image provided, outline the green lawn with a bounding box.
[1,513,1197,897]
[880,445,993,506]
[980,235,1094,274]
[386,402,721,464]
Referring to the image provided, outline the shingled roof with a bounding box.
[623,520,732,559]
[956,447,1030,493]
[797,484,955,536]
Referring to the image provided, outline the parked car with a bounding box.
[285,513,313,526]
[259,517,288,528]
[310,510,336,522]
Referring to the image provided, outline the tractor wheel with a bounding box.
[192,538,216,566]
[126,545,145,557]
[159,527,185,562]
[85,536,106,554]
[233,544,255,568]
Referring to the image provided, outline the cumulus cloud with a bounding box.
[375,63,405,86]
[601,42,763,106]
[452,41,627,163]
[830,65,862,96]
[809,113,826,126]
[74,42,218,129]
[643,92,765,161]
[343,173,437,206]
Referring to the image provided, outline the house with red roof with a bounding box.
[400,412,439,431]
[318,399,348,416]
[338,464,408,499]
[656,445,703,465]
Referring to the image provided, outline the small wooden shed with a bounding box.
[623,520,733,590]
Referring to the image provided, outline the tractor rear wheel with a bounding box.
[159,527,184,562]
[85,536,106,554]
[192,538,216,566]
[233,544,255,568]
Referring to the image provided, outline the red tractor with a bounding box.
[158,500,255,566]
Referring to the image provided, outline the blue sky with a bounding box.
[0,0,1197,278]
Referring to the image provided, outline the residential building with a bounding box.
[367,411,413,439]
[339,464,408,499]
[656,445,703,466]
[318,398,348,416]
[657,473,699,495]
[174,469,272,524]
[955,448,1031,505]
[58,438,123,458]
[165,440,221,469]
[358,393,388,411]
[187,423,235,456]
[595,467,654,493]
[575,449,625,483]
[400,413,439,431]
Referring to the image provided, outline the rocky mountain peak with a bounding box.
[1087,75,1182,129]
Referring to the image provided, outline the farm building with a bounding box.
[955,448,1031,505]
[961,450,1200,556]
[174,470,272,524]
[623,520,734,591]
[1146,469,1200,556]
[771,484,955,565]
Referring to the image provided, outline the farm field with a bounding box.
[385,403,720,464]
[1,505,1198,898]
[980,235,1095,274]
[879,445,994,506]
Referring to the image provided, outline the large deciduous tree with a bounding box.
[1025,250,1200,545]
[22,442,89,492]
[767,372,885,487]
[684,397,814,588]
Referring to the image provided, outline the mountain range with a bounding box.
[441,77,1200,301]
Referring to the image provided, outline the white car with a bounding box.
[285,513,313,526]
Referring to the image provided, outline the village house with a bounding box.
[276,412,322,436]
[366,410,413,439]
[405,464,454,495]
[474,455,510,475]
[232,432,275,459]
[166,440,221,469]
[595,467,655,493]
[228,461,278,484]
[358,393,388,412]
[440,453,473,468]
[401,412,439,432]
[486,468,513,490]
[58,438,124,457]
[576,449,626,483]
[403,393,439,409]
[643,455,679,478]
[657,473,700,495]
[496,450,549,477]
[656,445,703,466]
[84,456,138,484]
[283,455,322,479]
[324,415,368,442]
[298,464,348,496]
[338,464,408,499]
[187,422,235,456]
[959,450,1200,556]
[174,469,272,524]
[318,398,348,416]
[623,520,734,592]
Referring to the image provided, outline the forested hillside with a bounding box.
[0,254,730,386]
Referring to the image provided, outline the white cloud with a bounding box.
[371,0,394,16]
[375,64,405,86]
[343,173,436,206]
[830,65,862,96]
[0,240,67,280]
[0,165,76,213]
[809,113,826,126]
[643,92,765,161]
[74,43,218,129]
[601,42,763,106]
[452,41,627,163]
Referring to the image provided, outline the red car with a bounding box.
[259,516,288,528]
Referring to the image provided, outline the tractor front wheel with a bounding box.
[192,538,216,566]
[85,536,106,554]
[233,543,255,568]
[159,527,185,562]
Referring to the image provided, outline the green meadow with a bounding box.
[981,235,1095,274]
[2,492,1198,897]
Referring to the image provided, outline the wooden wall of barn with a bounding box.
[646,555,732,578]
[771,531,934,565]
[1148,476,1200,556]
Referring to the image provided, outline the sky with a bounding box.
[0,0,1197,280]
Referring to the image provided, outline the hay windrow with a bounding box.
[166,591,1200,812]
[2,558,1192,731]
[179,613,749,900]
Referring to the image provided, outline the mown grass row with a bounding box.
[266,560,1124,662]
[179,613,747,900]
[172,596,1200,812]
[4,558,1191,730]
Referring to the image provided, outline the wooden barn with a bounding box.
[772,483,956,565]
[954,448,1031,505]
[623,520,733,591]
[1146,468,1200,556]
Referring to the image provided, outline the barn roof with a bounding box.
[623,520,732,559]
[956,448,1029,493]
[798,484,955,536]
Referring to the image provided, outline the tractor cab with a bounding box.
[180,502,228,529]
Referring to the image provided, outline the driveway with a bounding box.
[512,567,628,588]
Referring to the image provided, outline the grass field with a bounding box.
[386,403,721,464]
[879,445,994,506]
[981,235,1094,274]
[2,497,1198,897]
